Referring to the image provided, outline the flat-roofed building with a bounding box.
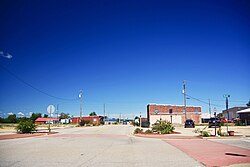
[147,104,201,126]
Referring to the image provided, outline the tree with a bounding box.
[89,112,97,116]
[246,100,250,107]
[59,112,70,119]
[17,117,28,123]
[43,114,48,118]
[7,114,17,123]
[30,113,42,122]
[217,113,223,118]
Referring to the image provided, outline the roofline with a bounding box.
[147,103,202,108]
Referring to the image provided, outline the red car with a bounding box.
[220,119,233,123]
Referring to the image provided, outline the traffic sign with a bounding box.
[47,105,55,114]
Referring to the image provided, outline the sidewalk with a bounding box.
[164,139,250,167]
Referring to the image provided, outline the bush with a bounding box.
[235,119,245,126]
[202,131,210,137]
[152,120,174,134]
[134,128,143,134]
[145,129,153,134]
[16,120,37,133]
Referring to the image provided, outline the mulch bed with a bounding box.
[134,132,202,139]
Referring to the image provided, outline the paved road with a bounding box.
[0,125,203,167]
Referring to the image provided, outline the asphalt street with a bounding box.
[0,125,204,167]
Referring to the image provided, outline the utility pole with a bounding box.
[209,99,211,118]
[103,103,106,124]
[56,104,59,125]
[139,112,142,127]
[224,94,230,133]
[79,90,83,125]
[119,113,121,124]
[183,80,187,120]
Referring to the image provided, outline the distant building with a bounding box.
[237,108,250,125]
[72,116,103,125]
[60,119,71,124]
[222,107,249,120]
[35,118,59,125]
[104,118,117,124]
[147,104,201,126]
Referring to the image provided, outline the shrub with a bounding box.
[152,120,174,134]
[235,119,245,126]
[202,131,210,137]
[145,129,153,134]
[16,120,37,133]
[134,128,143,134]
[217,127,222,136]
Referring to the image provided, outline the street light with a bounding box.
[79,90,83,125]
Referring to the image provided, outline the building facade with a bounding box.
[147,104,201,126]
[72,116,103,125]
[222,107,249,120]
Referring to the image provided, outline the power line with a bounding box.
[0,64,78,101]
[186,94,224,108]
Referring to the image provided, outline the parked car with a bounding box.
[184,119,195,128]
[208,118,221,128]
[220,119,234,123]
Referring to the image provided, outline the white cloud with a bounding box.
[17,112,24,116]
[8,112,14,115]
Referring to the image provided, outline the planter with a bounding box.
[228,131,234,136]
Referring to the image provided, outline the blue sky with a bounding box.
[0,0,249,118]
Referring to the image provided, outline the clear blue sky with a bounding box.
[0,0,249,118]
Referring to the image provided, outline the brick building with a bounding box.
[147,104,201,126]
[72,116,103,125]
[222,107,249,120]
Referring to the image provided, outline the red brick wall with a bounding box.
[147,104,201,124]
[72,116,103,124]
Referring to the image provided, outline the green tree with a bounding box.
[7,114,17,123]
[217,113,223,118]
[89,112,97,116]
[246,100,250,107]
[17,117,28,123]
[43,114,48,118]
[30,113,42,122]
[59,112,70,119]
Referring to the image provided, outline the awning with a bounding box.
[236,108,250,114]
